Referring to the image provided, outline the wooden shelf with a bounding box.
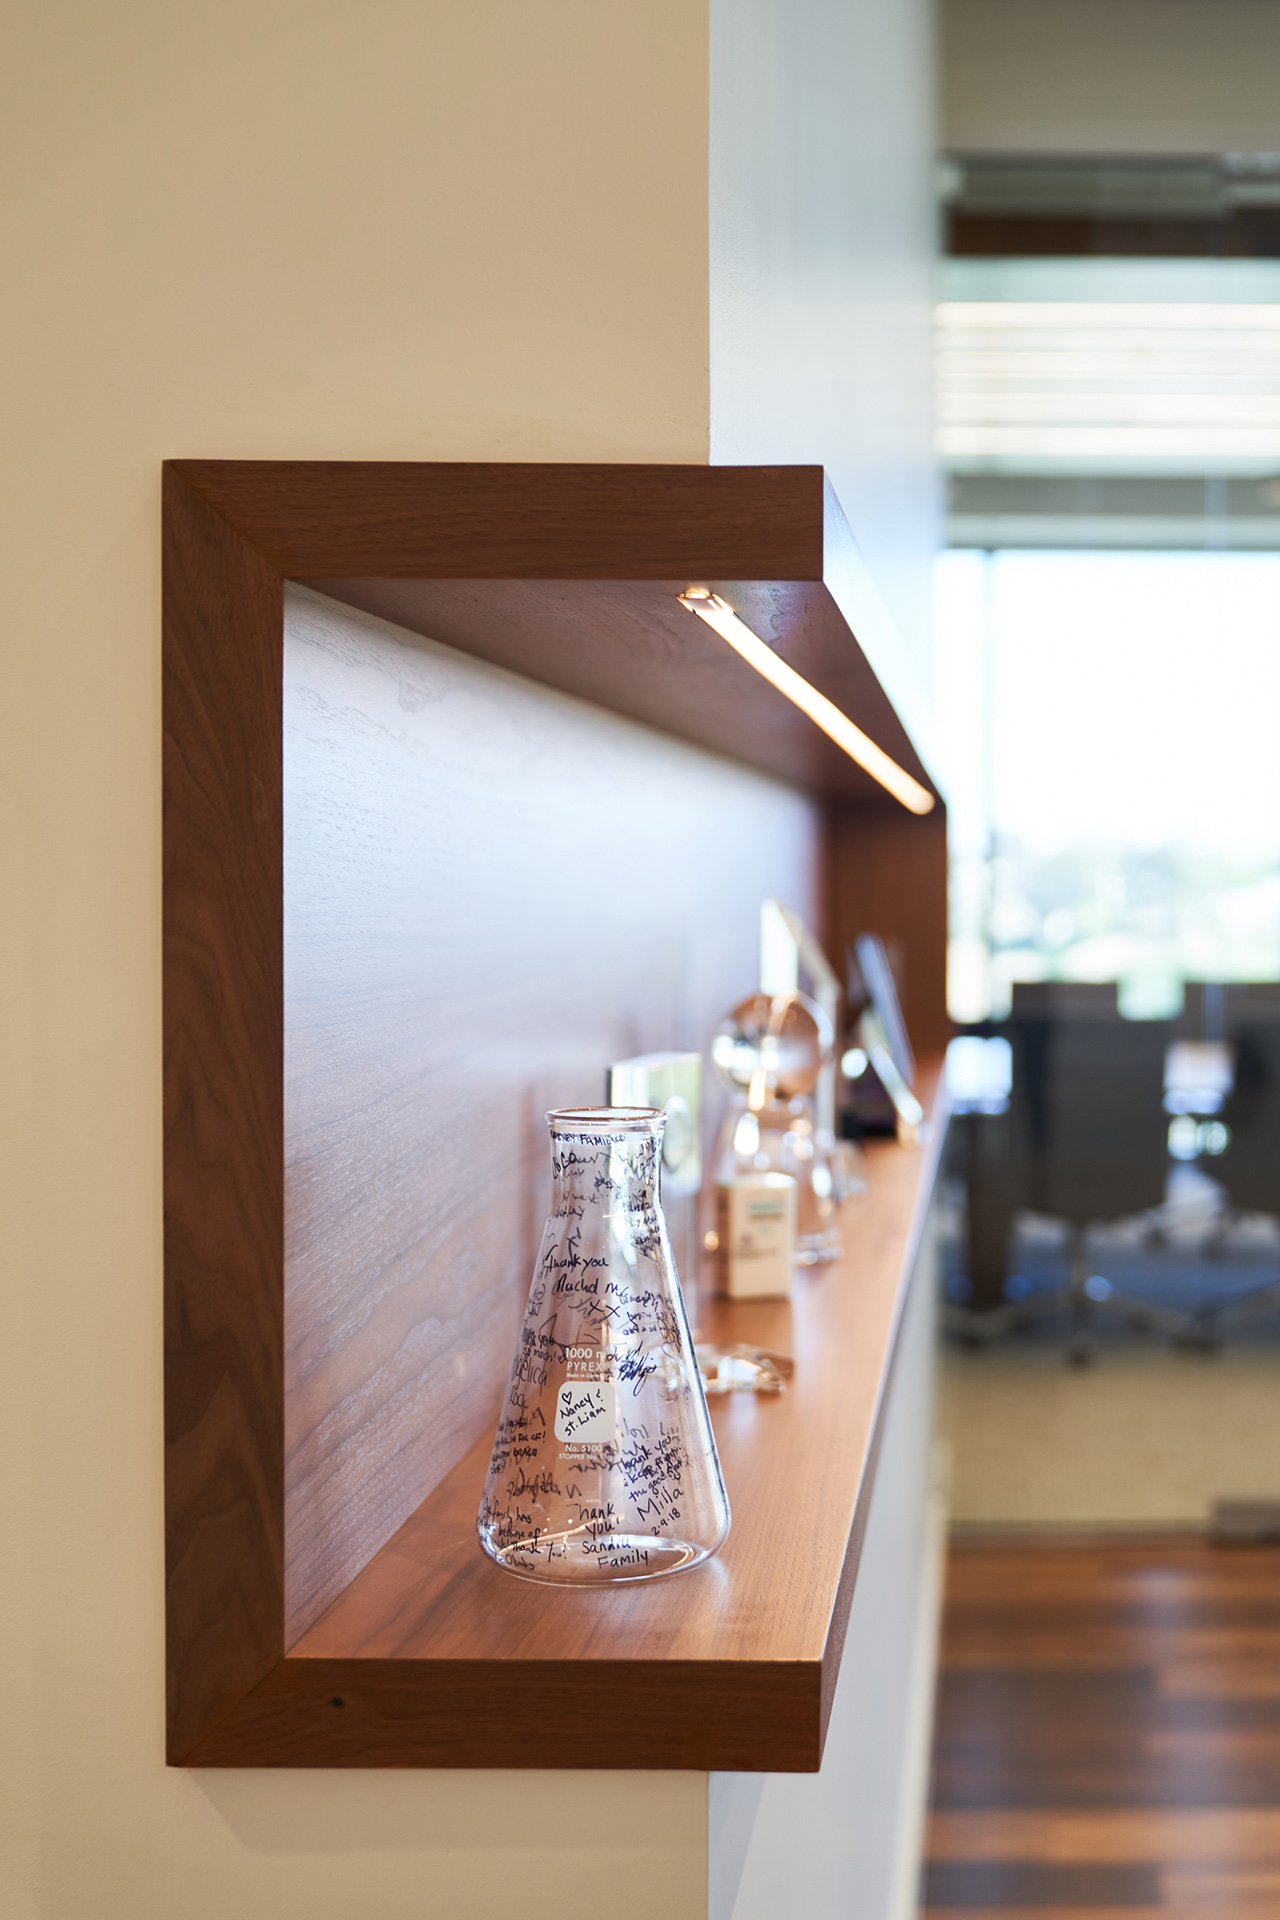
[185,1067,946,1768]
[168,461,938,807]
[162,461,949,1767]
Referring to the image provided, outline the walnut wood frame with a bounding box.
[162,461,947,1767]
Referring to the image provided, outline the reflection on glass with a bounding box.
[712,991,845,1262]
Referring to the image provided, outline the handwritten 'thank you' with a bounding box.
[555,1380,617,1446]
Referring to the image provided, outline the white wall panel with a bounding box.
[709,1211,942,1920]
[710,0,941,749]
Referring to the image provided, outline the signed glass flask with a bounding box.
[477,1106,730,1584]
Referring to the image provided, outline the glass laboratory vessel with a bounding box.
[711,991,845,1262]
[477,1106,730,1584]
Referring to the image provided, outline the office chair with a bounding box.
[1180,980,1280,1043]
[1176,979,1215,1042]
[1192,1013,1280,1342]
[1010,980,1121,1021]
[949,1007,1186,1361]
[1227,983,1280,1020]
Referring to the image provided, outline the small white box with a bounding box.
[715,1173,797,1299]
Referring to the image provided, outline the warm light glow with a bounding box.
[677,590,935,815]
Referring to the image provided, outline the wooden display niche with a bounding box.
[163,460,949,1769]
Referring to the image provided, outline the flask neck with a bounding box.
[548,1126,662,1216]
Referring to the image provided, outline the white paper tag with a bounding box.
[554,1379,618,1445]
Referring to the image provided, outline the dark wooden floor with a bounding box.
[924,1536,1280,1917]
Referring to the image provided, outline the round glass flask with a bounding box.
[711,992,844,1262]
[477,1106,730,1584]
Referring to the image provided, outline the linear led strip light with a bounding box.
[678,588,935,816]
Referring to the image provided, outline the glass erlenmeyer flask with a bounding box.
[477,1106,730,1584]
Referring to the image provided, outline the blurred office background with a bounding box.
[930,2,1280,1533]
[923,19,1280,1915]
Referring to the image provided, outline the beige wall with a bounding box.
[2,5,709,1916]
[943,0,1280,154]
[3,3,938,1914]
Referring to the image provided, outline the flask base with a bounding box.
[479,1526,717,1585]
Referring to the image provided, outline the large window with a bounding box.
[936,548,1280,1020]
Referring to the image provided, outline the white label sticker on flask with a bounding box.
[555,1380,618,1445]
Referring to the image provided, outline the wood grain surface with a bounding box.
[168,460,829,580]
[161,460,949,1766]
[167,459,937,805]
[282,585,821,1643]
[184,1065,945,1767]
[299,577,933,806]
[825,800,951,1058]
[163,471,287,1760]
[925,1536,1280,1916]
